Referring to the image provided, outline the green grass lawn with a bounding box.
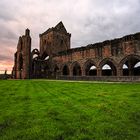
[0,80,140,140]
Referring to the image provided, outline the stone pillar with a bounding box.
[127,61,133,76]
[81,67,85,76]
[129,67,133,76]
[22,29,31,79]
[118,68,122,76]
[13,53,17,78]
[69,68,73,76]
[16,53,21,79]
[116,68,118,76]
[97,67,101,76]
[15,37,23,79]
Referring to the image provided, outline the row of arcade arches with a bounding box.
[61,55,140,76]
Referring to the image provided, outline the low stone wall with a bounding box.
[0,74,11,80]
[57,76,140,82]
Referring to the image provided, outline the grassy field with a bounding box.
[0,80,140,140]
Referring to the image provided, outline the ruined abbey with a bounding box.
[12,21,140,81]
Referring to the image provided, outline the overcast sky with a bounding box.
[0,0,140,72]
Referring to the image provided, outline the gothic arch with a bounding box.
[31,49,40,59]
[41,51,50,60]
[84,59,97,76]
[62,64,70,76]
[99,58,117,76]
[119,55,140,76]
[71,62,82,76]
[54,64,59,72]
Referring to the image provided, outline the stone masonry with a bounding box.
[12,21,140,79]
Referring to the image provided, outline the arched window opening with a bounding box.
[89,66,97,76]
[123,64,129,76]
[123,64,128,69]
[73,63,81,76]
[32,49,40,61]
[44,56,50,60]
[134,62,140,76]
[101,62,117,76]
[85,62,97,76]
[41,52,49,61]
[33,54,38,59]
[54,66,59,73]
[102,64,111,70]
[121,56,140,76]
[62,65,69,75]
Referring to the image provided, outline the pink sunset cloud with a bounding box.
[0,60,13,74]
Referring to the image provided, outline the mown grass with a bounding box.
[0,80,140,140]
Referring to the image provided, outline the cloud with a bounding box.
[0,25,17,41]
[0,0,140,70]
[0,59,13,72]
[0,54,12,61]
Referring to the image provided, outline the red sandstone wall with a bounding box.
[52,38,140,65]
